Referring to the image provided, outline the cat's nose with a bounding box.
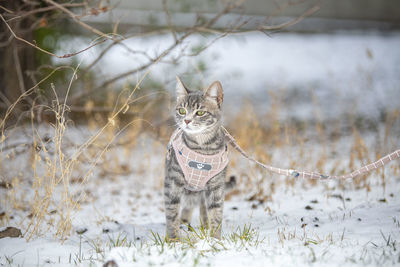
[184,119,191,125]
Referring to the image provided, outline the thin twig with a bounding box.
[81,30,171,75]
[0,5,14,14]
[162,0,177,42]
[0,13,109,58]
[13,46,26,95]
[80,41,118,75]
[0,34,14,48]
[0,91,12,107]
[4,3,85,22]
[61,38,109,58]
[44,0,110,39]
[187,3,320,34]
[261,5,320,30]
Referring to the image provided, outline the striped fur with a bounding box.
[164,78,231,239]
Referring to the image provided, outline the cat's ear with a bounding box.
[204,81,223,108]
[176,76,189,100]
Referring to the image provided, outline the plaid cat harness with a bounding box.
[169,129,229,191]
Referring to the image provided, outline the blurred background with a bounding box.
[1,0,400,130]
[1,0,400,238]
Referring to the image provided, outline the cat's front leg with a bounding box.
[205,178,225,239]
[164,175,184,240]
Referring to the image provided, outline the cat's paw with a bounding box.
[166,233,184,243]
[165,229,184,242]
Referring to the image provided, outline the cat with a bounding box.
[164,77,235,239]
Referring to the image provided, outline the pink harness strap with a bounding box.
[170,129,229,191]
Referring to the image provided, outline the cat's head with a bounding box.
[174,77,223,134]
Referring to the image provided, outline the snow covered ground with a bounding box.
[0,126,399,266]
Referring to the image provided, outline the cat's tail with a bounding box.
[225,176,237,191]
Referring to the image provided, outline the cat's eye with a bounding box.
[178,108,186,115]
[196,110,206,116]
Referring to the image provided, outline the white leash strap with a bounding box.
[222,127,400,180]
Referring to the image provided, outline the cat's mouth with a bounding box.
[183,126,199,133]
[181,122,217,134]
[181,124,204,134]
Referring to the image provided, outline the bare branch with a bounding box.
[69,0,248,101]
[44,0,111,39]
[0,13,109,58]
[162,0,177,42]
[80,29,173,75]
[12,46,26,95]
[0,91,12,107]
[1,0,321,109]
[261,5,320,30]
[0,34,13,48]
[0,4,15,14]
[4,3,85,22]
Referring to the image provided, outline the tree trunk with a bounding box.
[0,0,36,111]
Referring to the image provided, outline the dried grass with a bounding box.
[0,64,157,240]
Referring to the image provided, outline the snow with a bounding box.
[1,127,399,266]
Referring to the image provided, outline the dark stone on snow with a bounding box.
[103,260,118,267]
[330,194,343,200]
[76,228,88,235]
[0,227,22,238]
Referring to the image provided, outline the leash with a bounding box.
[222,127,400,180]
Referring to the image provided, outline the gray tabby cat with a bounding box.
[164,77,235,239]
